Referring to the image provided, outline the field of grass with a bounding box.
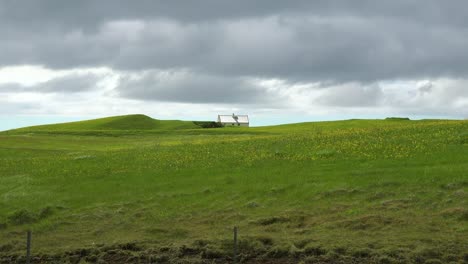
[0,115,467,263]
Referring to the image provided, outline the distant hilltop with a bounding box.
[3,114,208,133]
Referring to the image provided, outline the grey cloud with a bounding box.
[1,1,468,116]
[116,70,276,104]
[38,73,103,93]
[418,82,433,95]
[316,83,383,107]
[1,1,468,84]
[0,73,102,93]
[369,79,468,116]
[0,83,24,93]
[2,1,468,28]
[3,16,468,84]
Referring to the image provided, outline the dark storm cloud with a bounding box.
[1,1,468,107]
[2,1,468,28]
[38,73,102,93]
[2,1,468,82]
[116,70,275,104]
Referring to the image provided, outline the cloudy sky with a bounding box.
[1,1,468,130]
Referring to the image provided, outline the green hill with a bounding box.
[0,118,467,263]
[6,114,200,134]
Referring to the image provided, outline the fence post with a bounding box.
[26,230,31,264]
[233,226,238,264]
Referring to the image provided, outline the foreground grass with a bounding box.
[0,117,467,263]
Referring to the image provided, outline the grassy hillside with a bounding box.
[0,117,467,263]
[6,114,199,133]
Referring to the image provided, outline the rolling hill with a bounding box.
[0,116,467,263]
[5,114,200,133]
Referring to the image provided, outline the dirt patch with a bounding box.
[378,199,413,210]
[335,215,399,230]
[452,189,466,199]
[254,216,290,226]
[440,181,468,190]
[440,207,468,221]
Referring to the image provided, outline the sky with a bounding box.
[1,1,468,130]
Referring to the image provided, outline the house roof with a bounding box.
[218,114,249,123]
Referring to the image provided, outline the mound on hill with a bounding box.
[6,114,200,133]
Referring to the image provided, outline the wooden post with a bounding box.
[233,226,238,264]
[26,230,31,264]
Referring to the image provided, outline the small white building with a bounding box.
[217,113,249,127]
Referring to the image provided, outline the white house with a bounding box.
[217,113,249,127]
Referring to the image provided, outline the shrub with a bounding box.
[385,117,410,121]
[39,206,54,218]
[193,121,223,128]
[8,209,37,225]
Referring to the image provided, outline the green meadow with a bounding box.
[0,115,467,263]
